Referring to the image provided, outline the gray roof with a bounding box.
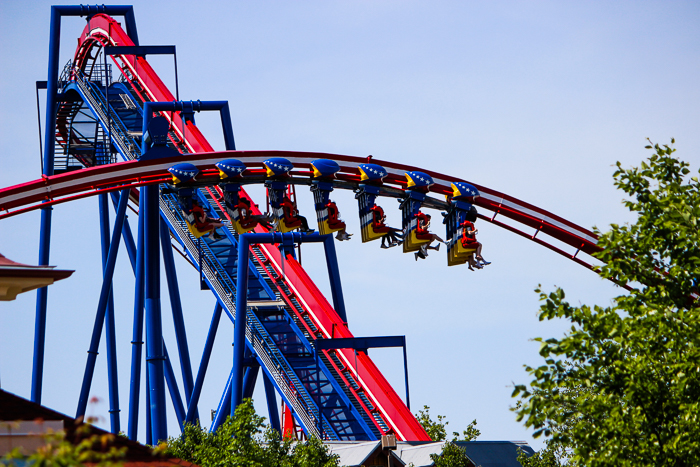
[456,441,534,467]
[325,440,535,467]
[325,441,380,466]
[325,441,405,467]
[396,441,447,466]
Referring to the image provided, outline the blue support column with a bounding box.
[99,194,121,434]
[322,235,347,322]
[218,102,236,150]
[122,216,138,268]
[160,219,196,408]
[315,350,322,435]
[230,232,344,418]
[146,368,152,446]
[108,199,143,438]
[231,235,251,415]
[143,182,167,443]
[76,189,130,419]
[33,2,139,406]
[111,191,137,270]
[32,206,52,403]
[242,363,259,400]
[163,343,186,428]
[31,5,60,403]
[263,372,281,434]
[211,369,234,432]
[128,212,145,440]
[185,302,223,424]
[402,342,411,410]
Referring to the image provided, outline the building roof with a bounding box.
[0,253,73,301]
[326,441,382,466]
[457,440,535,467]
[0,389,197,466]
[396,441,447,466]
[325,441,405,467]
[394,440,535,467]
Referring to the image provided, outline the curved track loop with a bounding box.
[2,12,602,442]
[73,14,211,154]
[0,150,601,267]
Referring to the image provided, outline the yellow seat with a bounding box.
[271,206,301,233]
[447,240,477,266]
[227,208,256,234]
[402,228,432,253]
[361,223,390,243]
[277,218,300,233]
[186,221,213,239]
[318,218,344,236]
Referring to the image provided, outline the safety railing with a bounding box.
[159,193,335,439]
[72,69,140,160]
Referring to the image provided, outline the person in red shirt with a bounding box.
[370,204,402,248]
[192,200,225,240]
[326,201,352,241]
[461,219,490,269]
[281,195,314,233]
[415,212,444,243]
[236,197,273,230]
[414,211,445,260]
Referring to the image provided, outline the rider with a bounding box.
[370,204,403,248]
[236,197,273,230]
[461,218,490,269]
[192,199,226,240]
[414,211,445,260]
[281,195,314,233]
[326,200,352,241]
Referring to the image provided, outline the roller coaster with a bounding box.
[0,6,602,444]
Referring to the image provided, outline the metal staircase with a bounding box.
[158,192,341,439]
[67,70,141,161]
[60,69,381,440]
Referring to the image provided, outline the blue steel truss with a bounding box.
[55,51,380,442]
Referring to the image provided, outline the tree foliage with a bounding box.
[415,405,480,467]
[415,405,480,442]
[0,424,126,467]
[165,398,339,467]
[430,442,474,467]
[513,141,700,466]
[516,444,562,467]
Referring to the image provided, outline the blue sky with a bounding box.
[1,0,699,450]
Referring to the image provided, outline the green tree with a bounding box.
[165,398,339,467]
[415,406,480,467]
[516,445,561,467]
[415,405,480,442]
[430,442,473,467]
[289,436,338,467]
[513,141,700,466]
[0,424,126,467]
[513,379,584,467]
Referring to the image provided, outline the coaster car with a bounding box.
[355,165,400,245]
[264,158,311,233]
[444,182,481,266]
[217,160,269,234]
[400,171,434,253]
[310,159,348,237]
